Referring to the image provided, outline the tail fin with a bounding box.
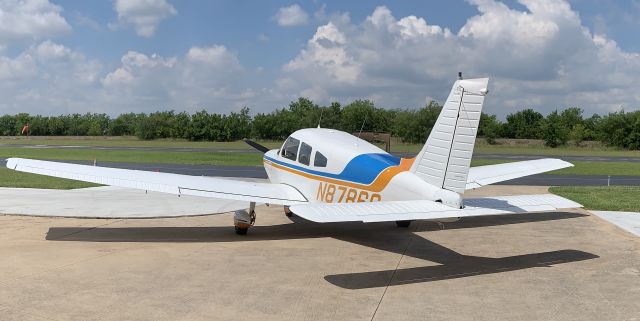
[410,77,489,194]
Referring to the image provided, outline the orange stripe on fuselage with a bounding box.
[264,157,415,192]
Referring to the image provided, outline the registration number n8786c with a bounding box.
[316,182,381,203]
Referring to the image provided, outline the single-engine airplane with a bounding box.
[5,75,580,235]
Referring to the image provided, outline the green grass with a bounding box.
[0,168,98,189]
[0,147,263,166]
[1,137,639,190]
[4,136,640,158]
[0,146,263,190]
[5,146,637,176]
[550,186,640,212]
[474,145,640,158]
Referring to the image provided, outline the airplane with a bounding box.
[5,75,580,235]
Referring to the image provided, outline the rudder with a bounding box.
[409,77,489,194]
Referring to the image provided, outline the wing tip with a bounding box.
[541,158,574,168]
[6,157,19,169]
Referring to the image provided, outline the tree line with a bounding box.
[1,98,639,149]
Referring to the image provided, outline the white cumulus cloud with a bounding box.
[0,41,102,114]
[276,1,640,116]
[0,0,71,47]
[273,4,309,27]
[1,41,253,115]
[3,0,640,119]
[112,0,177,37]
[101,45,248,114]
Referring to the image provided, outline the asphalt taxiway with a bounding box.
[1,185,638,321]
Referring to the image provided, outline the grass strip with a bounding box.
[550,186,640,212]
[0,168,98,189]
[4,136,640,158]
[0,147,263,166]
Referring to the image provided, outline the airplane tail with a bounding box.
[409,76,489,194]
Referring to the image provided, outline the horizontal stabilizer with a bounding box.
[466,158,573,189]
[289,194,581,223]
[6,158,307,205]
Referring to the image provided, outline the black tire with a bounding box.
[235,226,248,235]
[395,220,412,228]
[284,206,293,217]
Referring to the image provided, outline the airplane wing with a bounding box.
[288,194,581,223]
[466,158,573,190]
[5,158,307,205]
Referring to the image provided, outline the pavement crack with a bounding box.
[46,218,124,240]
[370,226,416,321]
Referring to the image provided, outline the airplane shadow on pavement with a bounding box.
[45,211,598,290]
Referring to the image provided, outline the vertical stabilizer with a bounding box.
[410,77,489,194]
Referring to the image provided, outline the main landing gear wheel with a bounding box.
[234,226,248,235]
[395,220,412,228]
[284,206,293,217]
[234,202,256,235]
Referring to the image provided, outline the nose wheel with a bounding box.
[234,202,256,235]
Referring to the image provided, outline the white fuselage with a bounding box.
[262,128,462,208]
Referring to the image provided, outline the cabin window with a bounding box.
[314,152,327,167]
[281,137,300,161]
[298,142,312,166]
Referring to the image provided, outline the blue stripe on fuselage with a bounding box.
[264,153,400,185]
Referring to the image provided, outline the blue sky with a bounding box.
[1,0,639,118]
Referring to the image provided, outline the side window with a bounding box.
[314,151,327,167]
[298,142,312,166]
[281,137,300,161]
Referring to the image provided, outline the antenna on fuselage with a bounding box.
[357,114,367,138]
[317,108,324,128]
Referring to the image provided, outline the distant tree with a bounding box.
[504,109,544,139]
[14,113,31,135]
[221,107,252,141]
[47,116,66,135]
[569,123,588,146]
[135,114,156,140]
[598,111,640,149]
[559,107,583,128]
[542,110,569,147]
[583,113,602,141]
[479,112,501,144]
[393,101,442,143]
[317,102,341,129]
[110,113,142,136]
[288,97,321,129]
[86,114,110,136]
[340,100,377,133]
[29,115,50,135]
[0,115,16,136]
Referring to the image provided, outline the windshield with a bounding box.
[281,136,300,161]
